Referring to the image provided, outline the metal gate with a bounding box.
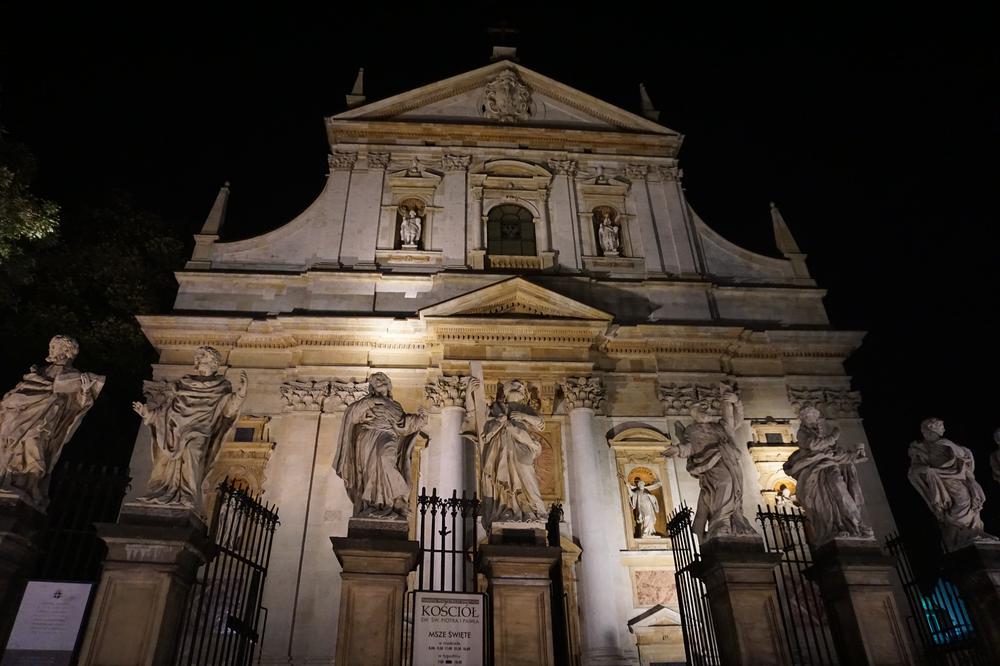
[885,534,989,666]
[403,488,490,666]
[666,504,720,666]
[756,506,838,665]
[175,480,280,666]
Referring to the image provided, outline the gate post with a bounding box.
[330,519,419,666]
[477,526,561,666]
[694,535,789,665]
[811,538,915,665]
[77,504,213,666]
[0,494,44,647]
[944,540,1000,662]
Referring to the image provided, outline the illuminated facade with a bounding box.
[124,59,896,665]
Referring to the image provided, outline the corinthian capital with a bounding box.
[442,154,472,171]
[547,159,578,176]
[425,375,473,408]
[560,376,605,411]
[328,152,358,170]
[625,164,649,180]
[366,152,391,169]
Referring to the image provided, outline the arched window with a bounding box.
[486,204,535,256]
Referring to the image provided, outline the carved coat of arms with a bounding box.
[482,69,532,123]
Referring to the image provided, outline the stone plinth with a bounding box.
[330,518,419,666]
[78,503,214,666]
[944,540,1000,662]
[694,535,788,666]
[0,493,44,647]
[811,538,914,665]
[478,541,561,666]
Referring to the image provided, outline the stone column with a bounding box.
[0,494,43,647]
[478,541,561,666]
[695,536,789,666]
[810,538,914,665]
[78,504,213,666]
[944,540,1000,662]
[330,520,419,666]
[561,377,627,665]
[424,375,473,497]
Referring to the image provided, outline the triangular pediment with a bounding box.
[334,61,676,135]
[419,278,613,321]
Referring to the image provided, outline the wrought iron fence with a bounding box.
[546,503,570,666]
[403,488,490,666]
[35,461,130,582]
[885,533,988,666]
[666,504,720,666]
[174,480,280,666]
[756,505,838,665]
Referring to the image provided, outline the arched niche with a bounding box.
[607,426,674,549]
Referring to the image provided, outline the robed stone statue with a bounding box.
[133,346,246,516]
[480,380,547,527]
[665,391,757,539]
[333,372,427,520]
[784,406,873,544]
[0,335,105,508]
[908,417,995,550]
[622,474,662,538]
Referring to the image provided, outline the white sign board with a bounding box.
[2,581,93,666]
[412,591,484,666]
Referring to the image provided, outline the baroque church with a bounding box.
[121,53,898,665]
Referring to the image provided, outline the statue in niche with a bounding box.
[399,204,423,249]
[333,372,427,520]
[783,406,873,544]
[908,418,995,549]
[597,209,621,256]
[665,390,757,539]
[619,469,663,537]
[133,346,246,516]
[774,483,795,507]
[0,335,105,508]
[480,379,547,527]
[990,428,1000,488]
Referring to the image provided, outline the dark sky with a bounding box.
[1,6,997,540]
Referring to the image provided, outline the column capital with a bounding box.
[442,154,472,171]
[366,152,391,169]
[425,375,474,409]
[547,159,578,176]
[560,376,605,412]
[328,151,358,170]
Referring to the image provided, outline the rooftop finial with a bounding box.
[199,182,230,235]
[488,21,520,62]
[770,201,802,256]
[345,67,366,108]
[639,83,660,122]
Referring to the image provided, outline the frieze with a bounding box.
[787,386,861,418]
[559,376,606,411]
[658,381,739,417]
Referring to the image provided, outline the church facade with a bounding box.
[123,59,897,665]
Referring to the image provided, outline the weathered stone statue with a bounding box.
[0,335,105,508]
[783,406,873,544]
[399,206,422,248]
[665,391,757,539]
[775,484,795,507]
[480,379,547,527]
[333,372,427,520]
[598,210,620,256]
[908,418,995,549]
[133,346,246,516]
[623,474,662,537]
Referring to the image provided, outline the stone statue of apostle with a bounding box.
[0,335,105,508]
[133,346,246,517]
[908,417,995,550]
[333,372,427,520]
[665,391,757,540]
[783,406,873,544]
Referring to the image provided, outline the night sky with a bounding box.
[1,6,997,542]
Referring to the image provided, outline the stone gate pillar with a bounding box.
[944,540,1000,662]
[0,494,43,647]
[561,377,628,665]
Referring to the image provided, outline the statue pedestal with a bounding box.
[78,503,213,666]
[0,493,44,647]
[330,518,419,666]
[477,535,561,666]
[694,535,788,666]
[944,539,1000,661]
[811,537,914,665]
